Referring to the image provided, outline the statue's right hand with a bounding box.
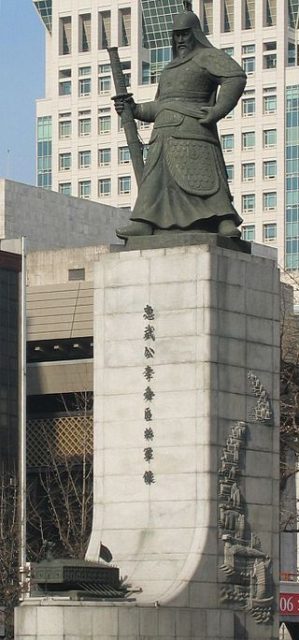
[113,95,137,116]
[114,96,125,115]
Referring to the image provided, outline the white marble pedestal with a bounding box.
[15,238,280,640]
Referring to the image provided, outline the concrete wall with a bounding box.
[0,179,128,252]
[25,245,108,396]
[27,360,93,396]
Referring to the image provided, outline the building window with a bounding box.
[243,0,255,29]
[99,178,111,197]
[79,78,91,96]
[98,148,111,167]
[98,63,110,74]
[59,119,71,139]
[58,68,71,95]
[264,53,277,69]
[59,152,71,171]
[242,163,255,182]
[263,160,277,180]
[263,223,277,241]
[98,108,111,135]
[263,192,277,210]
[59,16,72,55]
[78,180,91,199]
[37,115,52,142]
[118,176,131,195]
[241,48,255,75]
[59,182,71,196]
[242,95,255,117]
[98,76,111,94]
[226,164,234,182]
[222,46,234,56]
[79,14,91,53]
[59,81,71,96]
[148,48,171,84]
[142,62,150,85]
[37,116,52,189]
[226,110,234,120]
[118,146,130,164]
[263,129,277,148]
[203,0,213,34]
[139,121,151,131]
[68,268,85,281]
[242,57,255,74]
[263,94,277,114]
[242,131,255,149]
[119,115,125,133]
[242,44,255,54]
[79,110,91,136]
[79,66,91,76]
[119,8,131,46]
[264,40,276,49]
[121,61,131,88]
[288,42,296,67]
[265,0,276,26]
[98,64,111,95]
[78,150,91,169]
[221,134,234,152]
[223,0,234,32]
[242,225,255,241]
[263,42,277,68]
[242,194,255,214]
[98,11,111,49]
[79,66,91,97]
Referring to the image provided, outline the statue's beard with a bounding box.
[177,46,189,58]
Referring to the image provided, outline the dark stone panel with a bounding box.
[0,259,19,463]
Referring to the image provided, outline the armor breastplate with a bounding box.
[158,58,215,102]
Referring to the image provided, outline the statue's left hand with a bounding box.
[198,107,217,125]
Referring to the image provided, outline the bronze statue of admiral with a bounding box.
[114,11,246,240]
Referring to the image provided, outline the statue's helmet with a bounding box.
[172,11,213,54]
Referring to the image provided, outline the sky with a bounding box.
[0,0,45,186]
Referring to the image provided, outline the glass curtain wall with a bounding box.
[141,0,187,83]
[286,86,299,269]
[37,116,52,189]
[33,0,52,32]
[289,0,299,27]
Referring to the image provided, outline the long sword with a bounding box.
[108,47,144,188]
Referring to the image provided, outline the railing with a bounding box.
[280,572,299,582]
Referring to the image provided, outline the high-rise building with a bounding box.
[34,0,299,270]
[33,0,186,212]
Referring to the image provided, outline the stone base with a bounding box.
[124,230,252,253]
[15,599,276,640]
[15,239,280,640]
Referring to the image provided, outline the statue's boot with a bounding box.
[218,219,241,239]
[116,220,153,240]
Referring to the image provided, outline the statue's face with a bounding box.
[173,28,196,58]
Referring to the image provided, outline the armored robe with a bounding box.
[131,47,246,229]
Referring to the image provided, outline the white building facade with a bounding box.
[34,0,299,269]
